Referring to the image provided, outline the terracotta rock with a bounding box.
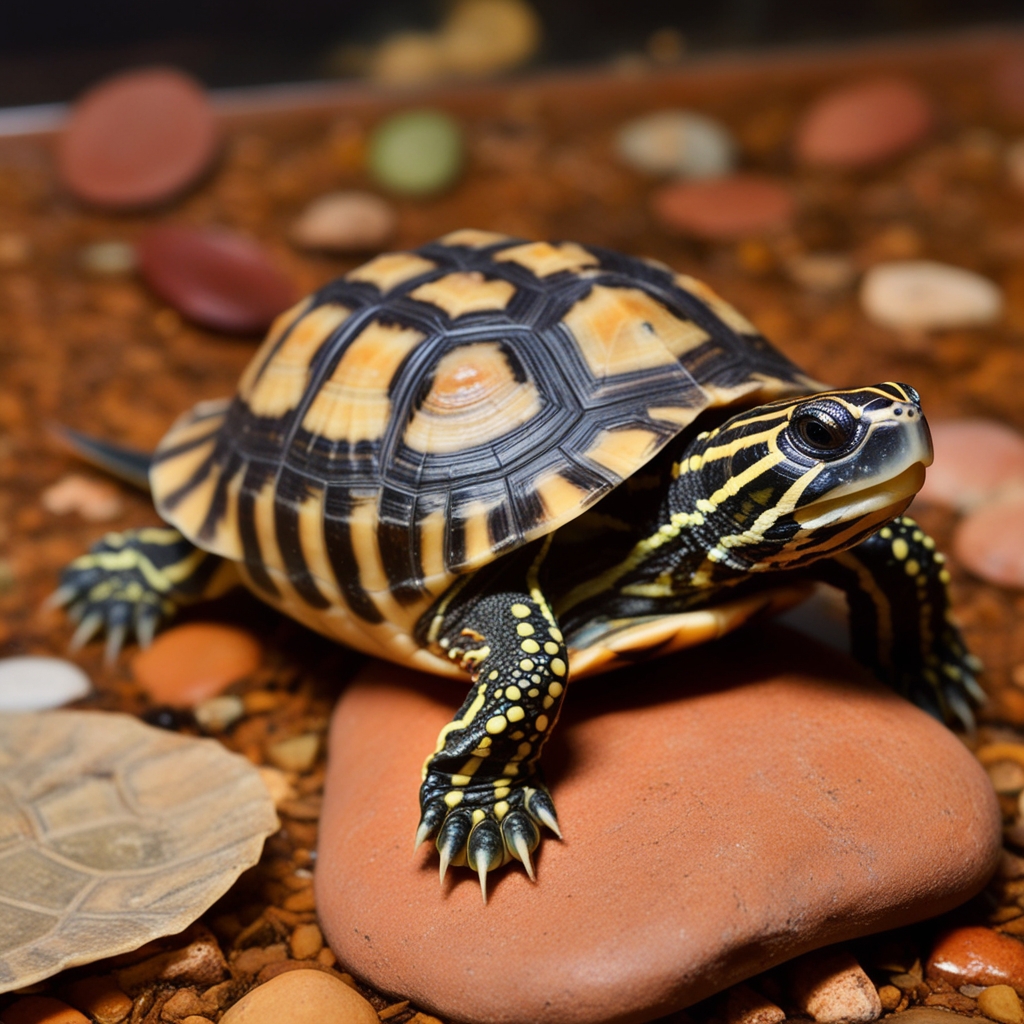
[795,78,933,168]
[132,623,262,708]
[218,968,377,1024]
[953,496,1024,589]
[651,174,794,240]
[316,626,1000,1024]
[0,997,88,1024]
[58,68,219,209]
[917,420,1024,512]
[136,226,298,335]
[928,927,1024,993]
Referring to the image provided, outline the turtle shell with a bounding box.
[150,230,814,613]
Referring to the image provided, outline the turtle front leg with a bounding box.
[810,515,984,729]
[416,587,568,899]
[51,527,234,660]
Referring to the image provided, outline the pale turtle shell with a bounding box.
[0,710,278,993]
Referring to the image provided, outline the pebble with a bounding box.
[927,926,1024,992]
[136,225,299,335]
[368,110,463,196]
[859,260,1003,332]
[289,191,397,253]
[41,473,124,521]
[115,926,228,991]
[79,241,137,276]
[438,0,541,78]
[316,627,1001,1023]
[289,923,324,960]
[0,997,89,1024]
[723,983,785,1024]
[132,623,262,708]
[193,694,246,734]
[954,495,1024,589]
[616,110,736,178]
[790,949,882,1023]
[795,77,934,168]
[257,766,297,807]
[64,977,132,1024]
[785,252,857,294]
[651,174,795,240]
[917,419,1024,512]
[0,656,91,710]
[218,968,377,1024]
[58,68,219,209]
[979,985,1024,1024]
[267,733,320,773]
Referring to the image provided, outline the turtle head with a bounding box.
[668,382,933,574]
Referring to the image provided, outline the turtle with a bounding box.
[0,709,277,992]
[55,230,983,900]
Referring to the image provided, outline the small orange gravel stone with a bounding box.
[65,976,132,1024]
[977,985,1024,1024]
[218,968,378,1024]
[651,174,794,240]
[289,923,324,960]
[132,623,262,708]
[917,420,1024,511]
[795,77,933,168]
[954,496,1024,589]
[0,996,89,1024]
[928,926,1024,993]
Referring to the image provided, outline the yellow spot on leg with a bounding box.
[551,658,566,677]
[520,659,535,671]
[892,538,909,560]
[521,639,540,654]
[544,641,559,655]
[445,791,464,808]
[548,682,564,697]
[505,685,521,700]
[486,715,508,734]
[535,715,549,731]
[507,706,525,722]
[516,622,535,636]
[511,604,531,618]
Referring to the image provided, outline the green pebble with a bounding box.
[369,110,463,196]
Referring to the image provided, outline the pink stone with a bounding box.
[795,78,934,169]
[954,495,1024,589]
[651,174,795,240]
[137,225,299,335]
[917,419,1024,512]
[927,926,1024,994]
[316,627,1000,1024]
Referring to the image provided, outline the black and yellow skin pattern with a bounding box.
[54,233,983,900]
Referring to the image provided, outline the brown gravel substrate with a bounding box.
[6,29,1024,1024]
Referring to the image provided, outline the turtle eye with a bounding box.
[789,403,856,458]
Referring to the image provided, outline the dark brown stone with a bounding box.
[316,627,1001,1024]
[58,68,219,210]
[137,225,299,334]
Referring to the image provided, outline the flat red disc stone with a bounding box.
[58,67,220,209]
[137,225,300,334]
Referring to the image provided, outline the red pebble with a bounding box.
[58,67,219,210]
[137,225,299,334]
[927,926,1024,993]
[651,174,795,240]
[954,495,1024,590]
[795,77,934,169]
[917,419,1024,512]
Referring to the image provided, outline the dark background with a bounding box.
[2,0,1024,108]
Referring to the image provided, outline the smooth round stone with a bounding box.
[317,626,1000,1024]
[132,623,262,708]
[58,68,219,210]
[137,225,299,334]
[79,241,136,276]
[368,110,463,196]
[978,985,1024,1024]
[652,174,795,240]
[954,495,1024,589]
[795,78,934,168]
[860,260,1003,332]
[218,968,377,1024]
[0,657,91,711]
[289,191,397,253]
[927,926,1024,992]
[616,110,736,179]
[917,419,1024,511]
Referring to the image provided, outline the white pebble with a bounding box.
[194,694,245,734]
[290,191,397,253]
[616,110,736,179]
[42,474,124,522]
[860,260,1003,331]
[0,657,91,710]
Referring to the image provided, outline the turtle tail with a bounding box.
[50,424,153,492]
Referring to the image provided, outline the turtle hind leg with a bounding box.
[51,526,231,662]
[809,515,983,729]
[416,585,568,900]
